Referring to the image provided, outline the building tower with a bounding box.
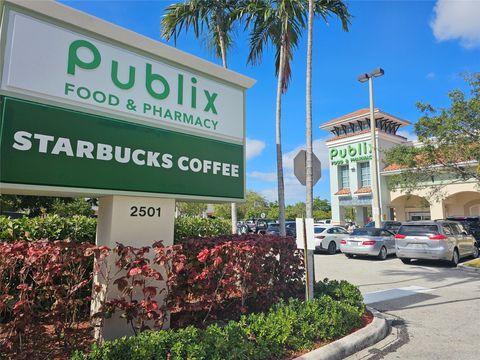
[320,108,410,226]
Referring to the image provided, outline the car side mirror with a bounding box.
[462,231,468,236]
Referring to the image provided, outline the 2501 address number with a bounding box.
[130,206,161,217]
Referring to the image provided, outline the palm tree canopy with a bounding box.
[240,0,350,93]
[239,0,307,93]
[314,0,351,32]
[161,0,237,60]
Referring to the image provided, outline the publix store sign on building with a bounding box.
[329,141,372,166]
[0,0,254,201]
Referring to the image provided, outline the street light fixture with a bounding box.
[358,68,384,227]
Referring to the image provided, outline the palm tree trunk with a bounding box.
[218,26,228,69]
[305,0,316,300]
[276,41,287,236]
[217,29,236,234]
[305,0,314,219]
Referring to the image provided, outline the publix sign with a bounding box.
[0,3,254,201]
[0,10,245,142]
[329,141,372,166]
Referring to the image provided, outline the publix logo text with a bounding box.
[329,141,372,165]
[64,40,220,131]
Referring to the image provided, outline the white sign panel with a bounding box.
[295,218,315,250]
[1,11,244,142]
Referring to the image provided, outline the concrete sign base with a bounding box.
[92,195,175,341]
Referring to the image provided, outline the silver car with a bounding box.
[395,220,479,266]
[340,228,396,260]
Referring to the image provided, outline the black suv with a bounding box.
[237,219,274,234]
[365,220,402,234]
[446,216,480,244]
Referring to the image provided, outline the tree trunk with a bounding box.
[218,29,237,234]
[276,41,287,236]
[305,0,316,300]
[218,26,228,69]
[305,0,314,219]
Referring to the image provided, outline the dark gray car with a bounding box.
[365,220,402,234]
[266,221,296,237]
[395,220,479,266]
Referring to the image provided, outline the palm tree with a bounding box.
[239,0,308,235]
[305,1,350,219]
[161,0,240,234]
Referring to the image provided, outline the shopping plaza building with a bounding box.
[320,109,480,226]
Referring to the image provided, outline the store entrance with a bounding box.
[408,212,431,221]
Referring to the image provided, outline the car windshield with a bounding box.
[398,224,439,236]
[267,224,279,230]
[314,227,325,234]
[352,228,382,236]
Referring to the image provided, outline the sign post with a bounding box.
[0,0,255,341]
[294,150,321,301]
[92,196,175,341]
[295,218,315,300]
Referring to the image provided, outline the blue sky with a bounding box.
[58,0,480,204]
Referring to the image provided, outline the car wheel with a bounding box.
[472,245,479,259]
[400,258,411,264]
[378,246,388,260]
[450,248,459,267]
[345,253,354,259]
[327,241,337,255]
[240,225,248,234]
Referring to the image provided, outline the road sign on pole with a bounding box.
[293,150,321,186]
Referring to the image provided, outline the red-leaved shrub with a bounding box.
[170,234,304,325]
[0,240,100,352]
[0,234,304,355]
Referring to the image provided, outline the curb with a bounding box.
[458,262,480,274]
[294,307,389,360]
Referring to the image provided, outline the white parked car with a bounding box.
[314,225,350,254]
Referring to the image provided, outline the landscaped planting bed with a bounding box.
[73,292,365,360]
[0,215,366,359]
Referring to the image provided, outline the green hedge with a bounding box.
[0,215,96,243]
[73,295,363,360]
[0,215,231,244]
[73,280,364,360]
[174,217,231,242]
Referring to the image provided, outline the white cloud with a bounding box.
[426,72,436,80]
[260,178,305,204]
[397,129,417,142]
[431,0,480,48]
[282,137,330,170]
[245,138,266,160]
[248,171,277,182]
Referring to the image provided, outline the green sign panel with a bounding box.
[0,97,244,199]
[329,141,372,166]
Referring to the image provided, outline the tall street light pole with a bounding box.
[358,68,384,227]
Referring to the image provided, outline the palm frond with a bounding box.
[314,0,352,31]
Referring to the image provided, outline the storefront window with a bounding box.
[359,162,371,187]
[339,165,349,188]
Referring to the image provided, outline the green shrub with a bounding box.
[314,278,365,311]
[73,295,364,360]
[0,215,230,244]
[0,215,97,243]
[174,217,230,242]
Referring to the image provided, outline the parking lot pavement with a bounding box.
[314,253,480,360]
